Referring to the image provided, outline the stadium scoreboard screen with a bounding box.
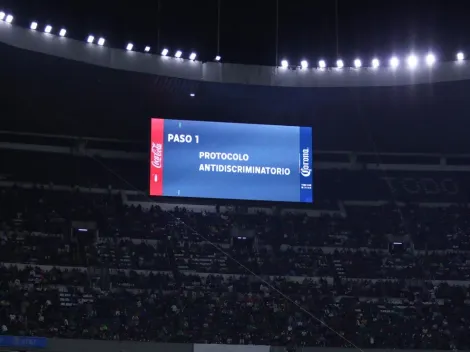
[149,118,313,203]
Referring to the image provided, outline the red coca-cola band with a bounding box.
[149,118,165,196]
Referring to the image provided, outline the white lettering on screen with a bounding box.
[167,134,199,143]
[199,164,291,176]
[199,151,249,161]
[197,151,291,176]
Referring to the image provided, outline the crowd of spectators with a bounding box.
[1,184,470,349]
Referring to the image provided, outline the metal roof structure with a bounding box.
[2,22,470,153]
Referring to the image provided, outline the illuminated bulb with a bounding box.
[407,55,418,68]
[390,56,399,68]
[425,53,436,66]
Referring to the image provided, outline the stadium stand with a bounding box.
[3,21,470,352]
[2,145,470,349]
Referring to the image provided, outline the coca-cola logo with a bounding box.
[151,142,163,168]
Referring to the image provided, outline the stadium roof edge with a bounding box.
[3,22,470,88]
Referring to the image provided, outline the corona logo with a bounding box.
[300,148,311,177]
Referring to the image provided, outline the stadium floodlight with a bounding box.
[390,56,399,68]
[371,58,380,68]
[126,43,133,51]
[5,14,13,23]
[318,60,326,68]
[281,59,288,68]
[44,25,52,33]
[457,52,465,61]
[336,59,344,68]
[30,22,38,30]
[175,50,182,58]
[189,52,197,60]
[161,48,169,56]
[215,55,221,61]
[354,59,362,68]
[407,54,418,68]
[97,37,105,46]
[144,46,151,52]
[87,35,95,44]
[300,60,308,69]
[425,53,436,66]
[0,12,5,21]
[59,28,67,37]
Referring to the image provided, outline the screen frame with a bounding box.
[148,117,314,205]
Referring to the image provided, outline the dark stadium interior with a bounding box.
[3,41,470,153]
[3,5,470,352]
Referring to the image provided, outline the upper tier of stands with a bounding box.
[1,143,470,350]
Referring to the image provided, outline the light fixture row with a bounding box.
[29,21,207,61]
[282,52,465,69]
[30,21,67,37]
[1,12,468,68]
[0,11,13,23]
[0,15,222,62]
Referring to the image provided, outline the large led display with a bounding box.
[149,118,313,202]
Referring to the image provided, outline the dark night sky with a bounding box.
[0,0,469,66]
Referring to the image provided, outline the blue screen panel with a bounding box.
[149,118,313,203]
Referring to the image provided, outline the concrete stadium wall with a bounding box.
[2,22,470,87]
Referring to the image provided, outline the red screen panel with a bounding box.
[149,118,165,196]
